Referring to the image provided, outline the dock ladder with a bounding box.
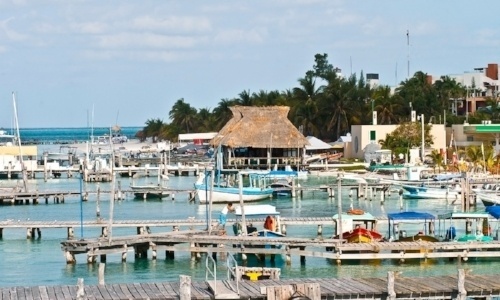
[205,252,240,299]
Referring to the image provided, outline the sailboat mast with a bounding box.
[12,92,28,192]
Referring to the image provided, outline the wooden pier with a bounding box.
[1,270,500,299]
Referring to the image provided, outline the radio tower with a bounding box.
[406,29,410,78]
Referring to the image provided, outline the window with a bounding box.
[370,130,376,141]
[466,136,473,142]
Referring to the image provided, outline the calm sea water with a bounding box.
[0,128,500,287]
[2,127,142,145]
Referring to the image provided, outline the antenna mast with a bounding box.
[407,29,410,78]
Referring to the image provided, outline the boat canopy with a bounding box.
[486,206,500,219]
[332,212,376,221]
[388,211,435,221]
[438,211,490,220]
[234,204,280,216]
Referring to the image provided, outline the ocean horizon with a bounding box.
[0,126,143,145]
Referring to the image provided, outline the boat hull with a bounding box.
[476,192,500,206]
[195,184,273,203]
[342,228,383,243]
[131,185,170,199]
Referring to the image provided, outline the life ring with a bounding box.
[347,208,364,215]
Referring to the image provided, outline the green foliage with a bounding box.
[139,54,493,143]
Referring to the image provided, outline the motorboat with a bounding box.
[332,209,383,243]
[232,204,286,238]
[475,192,500,206]
[437,211,493,242]
[194,172,273,204]
[387,211,439,243]
[400,184,460,200]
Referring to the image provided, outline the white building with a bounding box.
[177,132,218,147]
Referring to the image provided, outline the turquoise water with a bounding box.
[2,127,143,144]
[1,174,499,287]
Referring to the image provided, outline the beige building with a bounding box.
[344,124,446,162]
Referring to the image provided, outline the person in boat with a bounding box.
[264,215,277,231]
[219,202,235,229]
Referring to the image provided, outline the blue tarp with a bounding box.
[388,211,435,220]
[486,206,500,219]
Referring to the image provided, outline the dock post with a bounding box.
[291,180,296,198]
[281,224,287,235]
[67,227,74,239]
[43,153,48,182]
[87,251,96,264]
[364,184,368,200]
[7,162,11,179]
[65,251,76,264]
[36,228,41,238]
[285,246,291,265]
[96,183,101,218]
[190,242,197,261]
[300,246,306,264]
[27,228,34,239]
[387,271,396,300]
[0,228,3,238]
[380,189,385,204]
[457,269,467,300]
[76,278,85,300]
[179,275,191,300]
[98,263,105,285]
[151,242,157,260]
[317,225,323,236]
[399,192,403,211]
[122,244,127,262]
[241,245,247,262]
[172,193,175,201]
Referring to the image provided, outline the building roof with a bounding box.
[306,136,332,150]
[212,106,309,148]
[178,132,218,141]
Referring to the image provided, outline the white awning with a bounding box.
[305,136,332,150]
[178,132,218,141]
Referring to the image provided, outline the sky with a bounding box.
[0,1,499,128]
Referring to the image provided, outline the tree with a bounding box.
[212,98,236,130]
[372,86,402,125]
[143,118,165,142]
[169,98,198,133]
[426,149,444,173]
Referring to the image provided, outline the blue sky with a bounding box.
[0,1,499,128]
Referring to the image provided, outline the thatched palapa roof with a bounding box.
[212,106,309,148]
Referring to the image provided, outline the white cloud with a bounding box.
[0,17,28,41]
[131,16,211,33]
[213,28,266,45]
[72,21,108,34]
[96,32,200,50]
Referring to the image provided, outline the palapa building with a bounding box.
[211,106,309,169]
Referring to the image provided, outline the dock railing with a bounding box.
[205,251,240,296]
[205,253,217,294]
[226,252,240,294]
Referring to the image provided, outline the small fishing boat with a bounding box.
[400,184,460,200]
[332,209,383,243]
[194,172,273,204]
[130,184,170,199]
[475,192,500,206]
[233,204,285,238]
[437,211,493,242]
[387,211,439,243]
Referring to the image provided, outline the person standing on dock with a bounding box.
[219,202,235,229]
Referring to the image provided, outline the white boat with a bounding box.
[130,184,170,199]
[194,172,273,204]
[475,192,500,206]
[232,204,286,238]
[0,129,38,177]
[401,184,461,200]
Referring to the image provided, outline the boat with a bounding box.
[130,183,170,199]
[194,172,274,204]
[437,211,493,242]
[332,209,383,243]
[387,211,439,243]
[400,184,460,200]
[232,204,286,238]
[475,192,500,206]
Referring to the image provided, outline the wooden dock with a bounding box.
[1,271,500,299]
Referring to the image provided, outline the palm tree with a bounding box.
[169,98,198,133]
[143,118,164,142]
[292,71,323,137]
[212,98,236,130]
[465,145,483,172]
[372,86,402,125]
[427,149,444,173]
